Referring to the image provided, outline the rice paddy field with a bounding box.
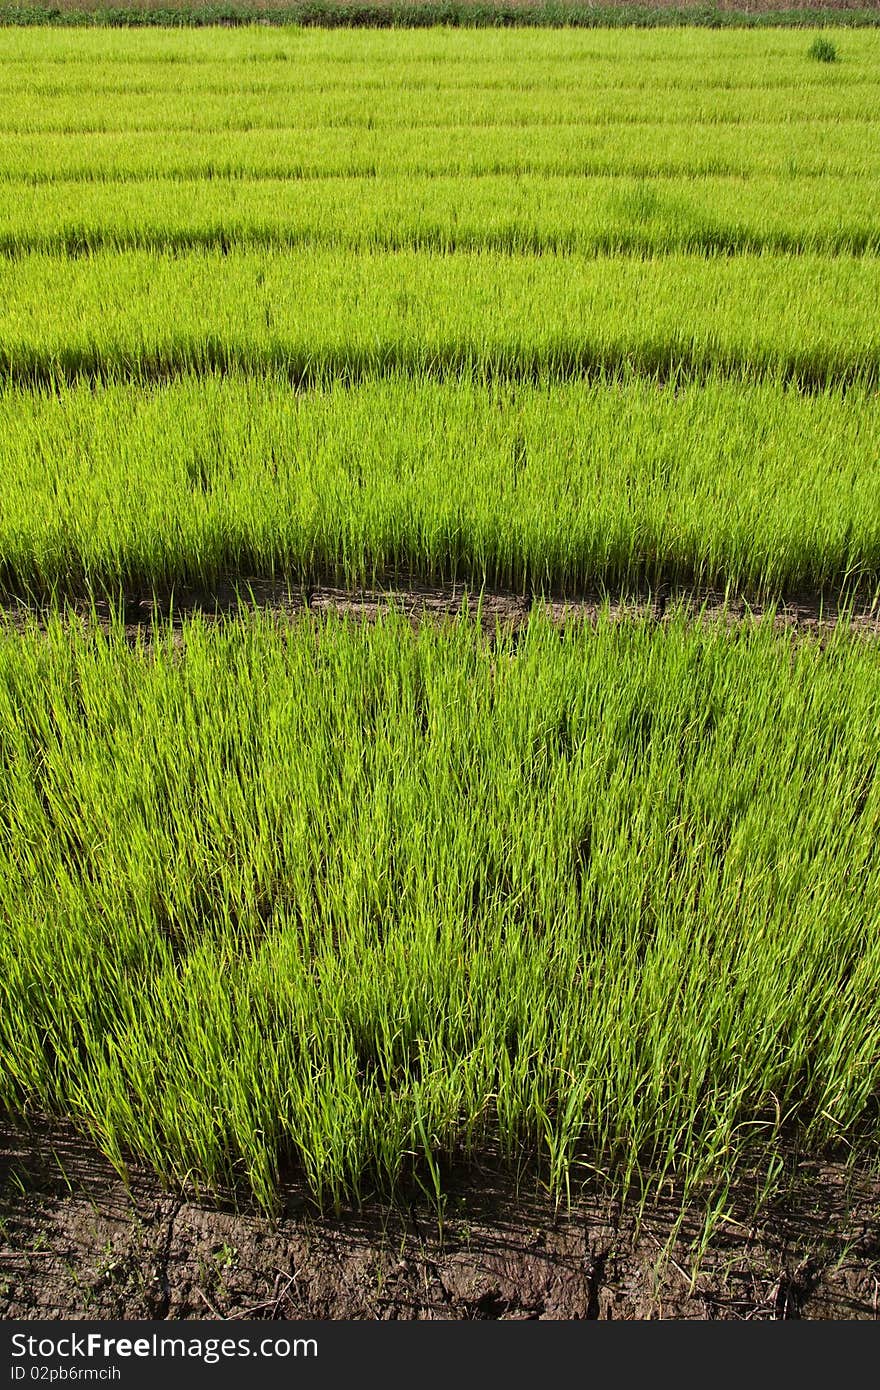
[1,21,880,1319]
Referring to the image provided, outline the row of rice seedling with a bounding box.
[3,171,878,256]
[3,121,878,184]
[2,374,878,599]
[8,24,880,67]
[2,247,877,387]
[5,65,872,98]
[0,24,874,69]
[1,610,877,1211]
[5,77,877,135]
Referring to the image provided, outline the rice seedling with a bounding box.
[0,610,877,1210]
[3,120,878,184]
[1,170,878,256]
[0,374,878,600]
[0,246,877,391]
[0,23,877,1234]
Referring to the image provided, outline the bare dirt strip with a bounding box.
[1,1122,879,1320]
[3,581,879,641]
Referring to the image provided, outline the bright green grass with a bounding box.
[1,611,878,1211]
[2,375,879,599]
[2,172,879,256]
[0,25,876,70]
[2,122,879,184]
[1,248,878,388]
[2,71,878,134]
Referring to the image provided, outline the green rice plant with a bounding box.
[0,170,878,256]
[0,247,877,390]
[2,120,879,184]
[0,30,875,142]
[0,610,877,1210]
[0,20,877,1226]
[0,374,878,601]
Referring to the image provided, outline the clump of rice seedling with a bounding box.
[2,610,880,1212]
[808,38,838,64]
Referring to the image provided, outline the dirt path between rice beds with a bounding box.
[3,580,880,641]
[1,1122,879,1321]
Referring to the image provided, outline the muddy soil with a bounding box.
[2,1122,878,1321]
[4,579,879,642]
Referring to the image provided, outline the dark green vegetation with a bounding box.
[2,3,880,29]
